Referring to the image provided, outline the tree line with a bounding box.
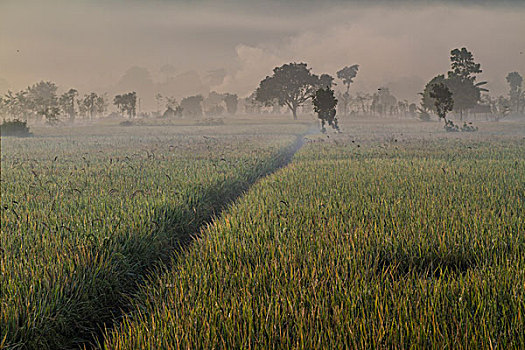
[1,47,523,126]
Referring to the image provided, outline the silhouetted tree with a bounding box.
[223,93,238,115]
[506,72,523,113]
[204,92,225,116]
[59,89,78,121]
[372,88,397,116]
[26,81,59,123]
[319,74,335,89]
[180,95,204,117]
[447,48,487,120]
[448,48,482,81]
[80,92,107,119]
[113,92,136,118]
[1,90,30,120]
[420,75,446,113]
[313,87,338,132]
[421,48,487,121]
[430,83,454,129]
[255,62,320,120]
[336,64,359,94]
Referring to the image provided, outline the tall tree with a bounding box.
[420,75,446,113]
[319,74,335,89]
[255,62,320,120]
[336,64,359,93]
[447,47,487,120]
[26,81,59,123]
[448,48,482,81]
[59,89,78,121]
[429,83,454,123]
[313,87,338,132]
[81,92,107,119]
[180,95,204,117]
[223,93,238,115]
[113,92,136,118]
[506,72,523,113]
[2,90,30,120]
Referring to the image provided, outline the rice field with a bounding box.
[102,121,525,349]
[0,121,307,349]
[2,118,525,349]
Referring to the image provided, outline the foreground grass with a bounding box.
[0,124,303,349]
[104,135,525,349]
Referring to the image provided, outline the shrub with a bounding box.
[0,119,32,137]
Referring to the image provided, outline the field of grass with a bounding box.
[2,117,524,349]
[0,122,308,349]
[102,121,525,348]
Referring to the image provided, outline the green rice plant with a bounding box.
[103,136,525,349]
[0,123,305,349]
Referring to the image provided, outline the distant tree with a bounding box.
[155,93,164,113]
[59,88,78,121]
[313,87,338,132]
[204,91,226,116]
[336,91,351,117]
[408,103,417,118]
[2,90,30,120]
[494,95,511,121]
[26,81,59,123]
[429,83,454,129]
[506,72,523,113]
[113,92,136,118]
[420,75,446,113]
[318,74,335,89]
[354,92,372,116]
[255,62,320,120]
[448,48,482,81]
[447,48,487,120]
[371,88,397,116]
[180,95,204,117]
[244,93,263,114]
[162,106,183,118]
[164,96,178,110]
[223,93,238,115]
[336,64,359,94]
[420,48,487,121]
[81,92,107,119]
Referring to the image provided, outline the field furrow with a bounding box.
[103,135,525,349]
[1,125,305,349]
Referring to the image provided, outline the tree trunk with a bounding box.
[291,105,297,120]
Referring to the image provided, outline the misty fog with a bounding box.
[1,0,524,110]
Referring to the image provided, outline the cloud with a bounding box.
[1,0,523,106]
[215,5,525,100]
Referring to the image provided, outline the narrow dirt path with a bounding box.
[83,133,310,349]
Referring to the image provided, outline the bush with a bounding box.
[444,119,459,132]
[0,119,32,137]
[461,122,478,132]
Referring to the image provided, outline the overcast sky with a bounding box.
[1,0,524,108]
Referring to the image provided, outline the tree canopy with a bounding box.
[336,65,359,93]
[313,87,338,132]
[255,62,325,120]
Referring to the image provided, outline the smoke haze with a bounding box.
[1,0,524,109]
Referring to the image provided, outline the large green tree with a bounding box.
[255,62,321,120]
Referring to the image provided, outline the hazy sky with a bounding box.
[1,0,524,108]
